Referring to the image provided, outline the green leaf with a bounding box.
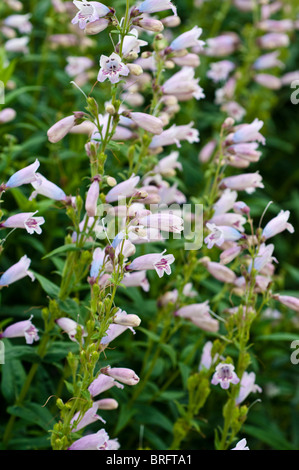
[135,405,173,433]
[7,435,51,450]
[5,86,43,105]
[4,345,39,362]
[32,272,60,298]
[243,424,295,450]
[1,359,27,403]
[42,241,99,259]
[114,404,138,435]
[178,362,192,388]
[138,327,160,342]
[255,333,299,342]
[160,343,177,367]
[7,402,55,431]
[43,341,79,363]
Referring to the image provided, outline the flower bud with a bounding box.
[134,17,164,32]
[127,63,143,76]
[84,18,110,35]
[85,179,100,217]
[101,366,140,386]
[113,311,141,327]
[95,398,119,410]
[47,115,76,143]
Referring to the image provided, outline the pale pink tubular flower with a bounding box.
[97,53,130,84]
[65,56,94,77]
[128,112,163,135]
[84,17,110,34]
[101,366,140,386]
[199,341,217,371]
[68,429,111,450]
[105,175,140,203]
[101,321,136,345]
[153,151,182,176]
[258,32,290,49]
[220,245,242,265]
[220,172,264,192]
[176,300,209,318]
[4,158,40,189]
[127,250,175,278]
[205,33,240,57]
[207,60,235,83]
[232,118,265,145]
[121,271,150,292]
[85,178,100,217]
[227,143,261,163]
[262,210,294,240]
[0,315,39,344]
[205,261,236,283]
[272,294,299,312]
[47,115,77,143]
[204,223,242,249]
[235,371,262,405]
[138,212,184,233]
[88,374,124,398]
[213,188,238,216]
[231,438,249,450]
[149,122,199,149]
[29,173,67,201]
[89,247,105,280]
[175,302,219,332]
[253,51,284,70]
[4,13,32,33]
[5,36,29,54]
[254,73,281,90]
[172,53,200,68]
[71,1,111,30]
[71,403,105,432]
[222,101,246,123]
[137,0,177,16]
[0,108,16,124]
[209,213,246,231]
[211,363,240,389]
[0,255,35,286]
[121,28,148,57]
[56,317,86,342]
[169,26,204,51]
[261,2,282,20]
[249,243,277,273]
[161,67,205,101]
[0,211,45,234]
